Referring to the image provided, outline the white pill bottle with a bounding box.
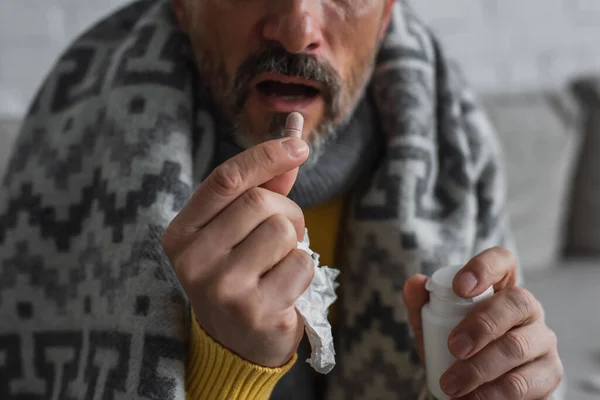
[421,265,494,400]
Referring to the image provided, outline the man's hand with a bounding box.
[162,133,314,368]
[404,248,563,399]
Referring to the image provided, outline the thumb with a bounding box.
[261,112,306,196]
[403,274,429,362]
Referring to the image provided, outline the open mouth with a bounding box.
[255,80,320,101]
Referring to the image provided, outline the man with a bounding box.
[0,0,563,399]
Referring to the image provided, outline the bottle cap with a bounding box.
[426,265,494,303]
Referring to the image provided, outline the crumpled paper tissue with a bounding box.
[295,229,340,374]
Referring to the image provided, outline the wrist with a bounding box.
[186,315,296,400]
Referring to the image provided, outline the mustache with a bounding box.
[231,45,342,112]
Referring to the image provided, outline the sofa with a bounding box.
[487,78,600,400]
[1,78,599,399]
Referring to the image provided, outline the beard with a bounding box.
[193,42,377,166]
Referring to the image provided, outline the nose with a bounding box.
[261,0,323,54]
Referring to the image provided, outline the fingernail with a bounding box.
[449,333,473,359]
[440,373,460,396]
[282,138,308,158]
[457,271,478,295]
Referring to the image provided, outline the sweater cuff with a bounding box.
[186,316,297,400]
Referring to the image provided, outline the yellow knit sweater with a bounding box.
[186,197,345,400]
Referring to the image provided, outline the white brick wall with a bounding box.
[1,0,600,117]
[411,0,600,93]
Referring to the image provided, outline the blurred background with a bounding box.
[1,1,600,399]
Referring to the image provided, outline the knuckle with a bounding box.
[162,223,194,258]
[241,188,268,213]
[507,286,536,316]
[289,200,305,227]
[472,253,496,277]
[256,142,281,169]
[470,391,487,400]
[465,360,487,385]
[290,249,315,277]
[471,247,516,280]
[173,247,197,283]
[504,372,529,398]
[472,310,498,338]
[502,331,531,361]
[167,220,197,239]
[171,229,212,274]
[208,162,243,198]
[277,311,298,333]
[267,215,297,246]
[494,246,517,265]
[161,226,177,260]
[287,201,306,241]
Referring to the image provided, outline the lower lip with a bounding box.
[254,89,319,112]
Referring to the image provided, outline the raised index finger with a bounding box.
[172,135,308,231]
[453,247,518,298]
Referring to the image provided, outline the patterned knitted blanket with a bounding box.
[0,1,512,399]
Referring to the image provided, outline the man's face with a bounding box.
[174,0,395,161]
